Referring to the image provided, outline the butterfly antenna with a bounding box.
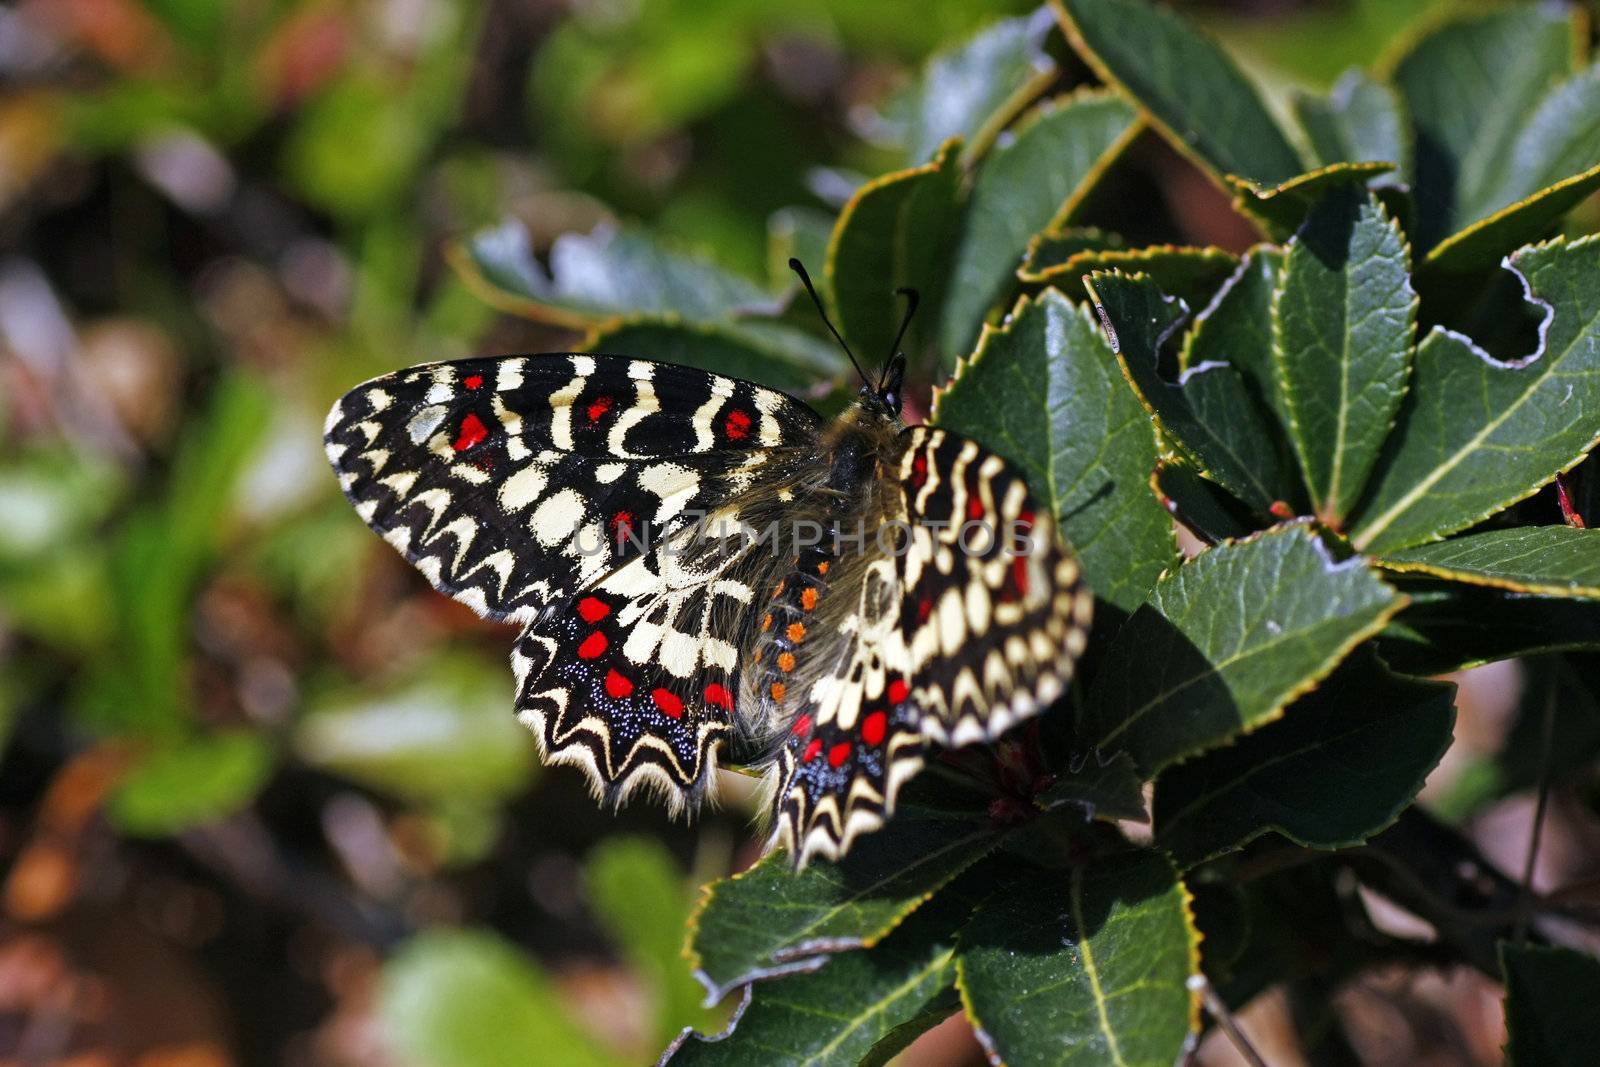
[883,286,920,388]
[789,258,869,387]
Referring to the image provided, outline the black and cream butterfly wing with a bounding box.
[325,354,821,806]
[770,426,1093,866]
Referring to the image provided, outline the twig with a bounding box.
[1189,974,1270,1067]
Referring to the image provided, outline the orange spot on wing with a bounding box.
[777,652,796,672]
[800,587,818,611]
[770,682,787,701]
[786,622,806,643]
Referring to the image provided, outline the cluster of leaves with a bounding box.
[456,0,1600,1062]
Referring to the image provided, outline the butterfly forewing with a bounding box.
[324,354,821,623]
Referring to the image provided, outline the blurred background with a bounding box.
[0,0,1589,1064]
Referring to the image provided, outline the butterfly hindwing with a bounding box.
[324,354,822,623]
[769,427,1092,866]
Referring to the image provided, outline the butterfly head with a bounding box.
[789,257,918,421]
[861,352,906,418]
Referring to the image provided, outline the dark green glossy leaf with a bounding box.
[1153,648,1454,868]
[1083,524,1403,775]
[454,220,780,326]
[584,318,845,393]
[1020,226,1125,278]
[380,930,618,1067]
[1501,942,1600,1067]
[1053,0,1304,187]
[1087,271,1293,514]
[1374,580,1600,674]
[1376,525,1600,599]
[687,803,1000,1005]
[1351,237,1600,553]
[937,91,1139,363]
[664,887,966,1067]
[1036,751,1148,824]
[1150,460,1258,545]
[1226,162,1394,241]
[932,287,1176,615]
[826,141,961,363]
[107,732,275,837]
[1387,5,1577,253]
[1020,244,1239,308]
[956,851,1198,1067]
[1426,163,1600,277]
[880,11,1057,166]
[1292,69,1410,179]
[1275,186,1415,525]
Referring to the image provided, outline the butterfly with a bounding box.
[323,260,1093,867]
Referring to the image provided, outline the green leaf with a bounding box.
[1020,227,1125,277]
[294,655,535,803]
[1150,460,1258,545]
[1351,237,1600,553]
[583,318,845,393]
[665,889,965,1067]
[1053,0,1304,188]
[1501,942,1600,1067]
[1020,244,1239,309]
[1086,270,1295,514]
[107,732,275,837]
[882,11,1057,167]
[1179,247,1294,447]
[1425,163,1600,277]
[1292,69,1410,180]
[1376,526,1600,599]
[1387,5,1578,254]
[1035,751,1148,824]
[826,140,961,363]
[1274,186,1415,525]
[454,220,780,327]
[1375,580,1600,675]
[1083,524,1404,775]
[956,851,1198,1067]
[1153,648,1454,868]
[380,930,619,1067]
[1226,162,1395,241]
[686,801,1001,1005]
[932,287,1176,615]
[937,90,1139,363]
[587,838,710,1048]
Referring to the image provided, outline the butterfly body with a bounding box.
[326,350,1091,866]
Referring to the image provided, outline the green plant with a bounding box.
[455,1,1600,1062]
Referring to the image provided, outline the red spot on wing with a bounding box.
[803,738,823,762]
[578,631,608,659]
[862,711,887,746]
[463,374,484,390]
[587,395,613,423]
[911,454,928,487]
[609,511,634,541]
[791,713,811,736]
[967,494,985,520]
[916,598,932,624]
[452,413,489,452]
[705,683,733,711]
[725,408,752,440]
[605,670,633,698]
[888,679,909,705]
[828,742,852,768]
[652,688,683,718]
[577,596,609,623]
[1011,510,1034,597]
